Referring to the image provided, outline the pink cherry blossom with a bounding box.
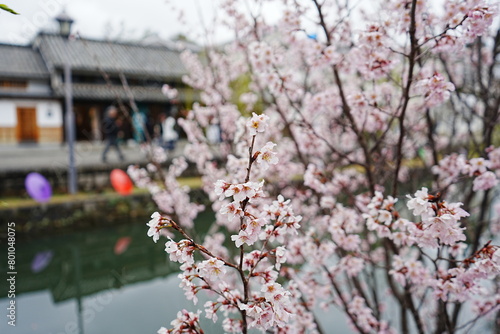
[473,171,498,191]
[416,73,455,108]
[214,179,231,200]
[406,187,434,219]
[147,212,163,243]
[231,229,257,247]
[255,142,279,170]
[246,112,270,135]
[134,1,500,333]
[219,201,244,222]
[198,257,227,280]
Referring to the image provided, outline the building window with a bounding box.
[0,80,28,89]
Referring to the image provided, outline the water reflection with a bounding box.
[0,210,352,333]
[0,219,191,334]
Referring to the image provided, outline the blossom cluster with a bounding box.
[157,310,203,334]
[406,187,469,248]
[432,147,500,191]
[351,24,395,79]
[133,0,500,333]
[129,157,205,237]
[161,84,179,100]
[416,73,455,108]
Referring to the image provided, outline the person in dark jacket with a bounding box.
[101,106,125,163]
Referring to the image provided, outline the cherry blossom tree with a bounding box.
[130,0,500,333]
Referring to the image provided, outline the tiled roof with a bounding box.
[0,44,50,79]
[35,33,186,80]
[54,83,190,102]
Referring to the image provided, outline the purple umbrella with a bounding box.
[31,251,53,273]
[25,172,52,203]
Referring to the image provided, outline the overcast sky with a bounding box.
[0,0,226,45]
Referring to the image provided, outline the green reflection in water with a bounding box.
[0,210,218,333]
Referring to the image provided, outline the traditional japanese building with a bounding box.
[0,44,61,144]
[0,13,191,144]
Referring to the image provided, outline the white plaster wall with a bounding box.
[0,101,17,126]
[9,99,36,108]
[37,101,63,127]
[0,99,63,127]
[27,80,51,94]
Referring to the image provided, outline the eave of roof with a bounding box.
[35,33,187,80]
[0,91,54,99]
[0,44,50,79]
[53,83,190,103]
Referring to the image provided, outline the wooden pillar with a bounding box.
[89,107,101,141]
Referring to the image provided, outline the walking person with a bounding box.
[101,106,125,163]
[132,111,146,144]
[160,112,178,151]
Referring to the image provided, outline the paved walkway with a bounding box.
[0,140,187,172]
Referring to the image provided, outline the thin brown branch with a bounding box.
[322,264,370,334]
[392,0,419,197]
[312,0,376,195]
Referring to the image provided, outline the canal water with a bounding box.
[0,213,352,334]
[0,213,221,334]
